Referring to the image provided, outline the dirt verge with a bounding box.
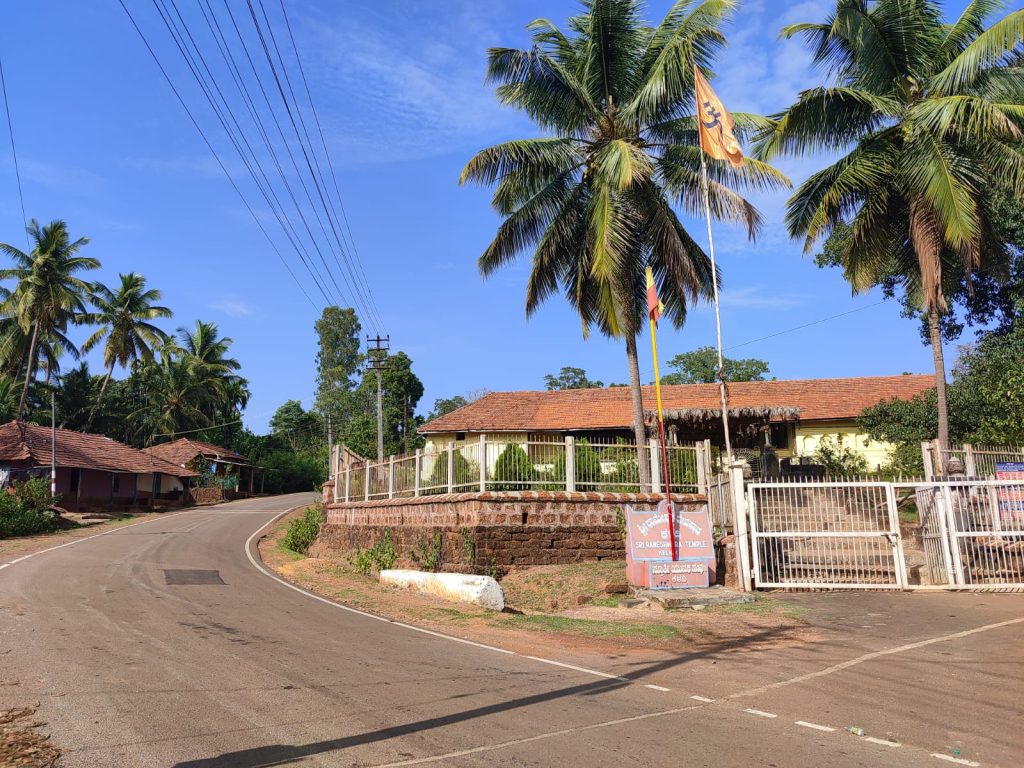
[259,508,816,657]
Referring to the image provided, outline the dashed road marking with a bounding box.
[931,755,980,767]
[690,695,714,703]
[644,684,670,692]
[864,737,900,747]
[744,708,777,718]
[795,721,835,732]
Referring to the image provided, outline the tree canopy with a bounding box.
[543,366,604,390]
[661,346,770,384]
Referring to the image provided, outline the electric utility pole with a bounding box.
[366,335,390,462]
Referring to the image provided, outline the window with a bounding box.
[70,469,80,493]
[455,432,466,441]
[112,475,120,493]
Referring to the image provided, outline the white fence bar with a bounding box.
[731,462,752,592]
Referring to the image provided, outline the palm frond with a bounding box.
[930,9,1024,95]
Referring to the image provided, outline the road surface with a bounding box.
[1,493,1021,767]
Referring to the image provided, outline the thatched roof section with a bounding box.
[647,406,802,424]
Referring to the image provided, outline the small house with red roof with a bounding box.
[0,421,197,510]
[418,375,934,471]
[144,438,254,495]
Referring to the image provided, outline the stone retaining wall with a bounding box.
[315,482,708,572]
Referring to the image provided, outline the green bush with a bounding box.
[347,528,398,576]
[809,436,869,476]
[281,503,324,554]
[262,451,326,494]
[13,477,60,512]
[489,444,535,490]
[411,528,443,571]
[551,439,603,487]
[0,489,58,539]
[424,450,473,494]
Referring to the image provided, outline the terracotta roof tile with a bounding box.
[0,421,197,476]
[419,375,934,434]
[144,438,248,467]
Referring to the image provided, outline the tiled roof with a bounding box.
[144,438,248,467]
[419,375,934,434]
[0,421,197,476]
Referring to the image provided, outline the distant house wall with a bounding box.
[789,420,894,470]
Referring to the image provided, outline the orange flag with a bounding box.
[694,67,744,169]
[645,267,663,323]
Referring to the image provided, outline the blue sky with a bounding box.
[0,0,971,430]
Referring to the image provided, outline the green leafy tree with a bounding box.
[426,395,468,421]
[952,323,1024,445]
[543,366,604,390]
[661,345,770,384]
[461,0,788,488]
[270,400,322,452]
[344,351,424,457]
[755,0,1024,450]
[314,306,363,430]
[81,272,171,424]
[0,219,99,417]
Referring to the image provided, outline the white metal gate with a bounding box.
[914,480,1024,588]
[747,481,906,589]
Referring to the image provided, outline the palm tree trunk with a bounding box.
[928,308,950,452]
[17,323,39,420]
[625,333,652,491]
[85,364,115,431]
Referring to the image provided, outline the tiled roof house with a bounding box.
[0,421,196,510]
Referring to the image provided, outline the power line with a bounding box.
[152,418,243,439]
[276,0,386,334]
[116,0,319,310]
[726,300,888,351]
[0,51,27,247]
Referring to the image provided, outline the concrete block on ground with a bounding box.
[380,569,505,611]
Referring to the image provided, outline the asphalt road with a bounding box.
[1,493,1021,767]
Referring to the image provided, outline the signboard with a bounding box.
[995,462,1024,524]
[624,500,715,590]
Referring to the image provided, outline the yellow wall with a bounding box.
[788,421,894,470]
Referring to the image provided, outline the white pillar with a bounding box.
[414,449,421,497]
[649,443,662,494]
[344,465,350,503]
[730,461,752,592]
[964,443,977,478]
[564,436,575,492]
[447,441,455,494]
[388,455,395,499]
[921,441,934,481]
[479,434,487,492]
[364,462,370,501]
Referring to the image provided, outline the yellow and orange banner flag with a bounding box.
[694,67,744,169]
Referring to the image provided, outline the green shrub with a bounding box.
[13,477,60,512]
[348,548,374,576]
[411,528,443,571]
[281,503,324,554]
[459,526,476,565]
[262,451,326,494]
[347,528,397,576]
[424,450,473,494]
[809,436,869,476]
[489,444,535,490]
[0,490,58,539]
[551,439,603,487]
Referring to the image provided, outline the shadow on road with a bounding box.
[172,626,796,767]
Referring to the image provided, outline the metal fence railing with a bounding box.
[331,436,707,502]
[923,441,1024,479]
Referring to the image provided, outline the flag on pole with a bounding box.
[694,67,744,169]
[645,267,663,324]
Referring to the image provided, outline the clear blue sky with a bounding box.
[0,0,971,431]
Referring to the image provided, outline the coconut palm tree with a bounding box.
[461,0,787,484]
[0,220,99,418]
[754,0,1024,450]
[82,273,172,424]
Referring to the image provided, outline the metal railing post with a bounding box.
[414,449,421,497]
[388,455,395,499]
[565,435,575,492]
[447,441,455,494]
[479,434,487,492]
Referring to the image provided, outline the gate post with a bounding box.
[921,442,934,481]
[730,462,753,591]
[941,485,966,586]
[650,443,662,494]
[884,483,909,590]
[963,443,977,478]
[695,441,708,494]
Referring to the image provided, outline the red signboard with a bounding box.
[624,500,715,590]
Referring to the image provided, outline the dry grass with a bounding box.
[0,706,59,768]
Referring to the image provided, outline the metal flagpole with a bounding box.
[648,311,677,561]
[699,149,734,466]
[50,391,56,496]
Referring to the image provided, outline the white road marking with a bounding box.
[732,616,1024,699]
[523,656,626,681]
[795,720,835,732]
[864,737,900,747]
[931,754,980,767]
[690,695,714,703]
[644,684,670,692]
[744,708,777,718]
[369,704,701,767]
[0,507,200,570]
